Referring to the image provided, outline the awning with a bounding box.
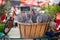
[20,0,49,6]
[9,0,49,7]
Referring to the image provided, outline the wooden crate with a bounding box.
[18,23,48,38]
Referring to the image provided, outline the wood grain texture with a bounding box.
[25,24,31,38]
[19,23,48,38]
[35,23,42,38]
[30,23,37,38]
[20,23,25,38]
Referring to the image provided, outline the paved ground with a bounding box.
[7,27,33,40]
[8,27,20,38]
[0,39,33,40]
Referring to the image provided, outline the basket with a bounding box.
[18,23,48,38]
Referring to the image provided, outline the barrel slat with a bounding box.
[20,23,25,38]
[35,23,41,38]
[39,23,47,37]
[26,24,31,38]
[30,23,37,38]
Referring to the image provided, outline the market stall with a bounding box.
[0,0,60,39]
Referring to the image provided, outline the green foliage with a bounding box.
[40,6,46,10]
[4,0,12,10]
[0,24,5,32]
[0,0,11,16]
[45,4,60,20]
[0,5,5,16]
[54,4,60,13]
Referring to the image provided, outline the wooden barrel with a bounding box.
[18,23,48,38]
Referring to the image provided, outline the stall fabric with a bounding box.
[20,0,49,6]
[56,12,60,30]
[9,0,49,7]
[0,13,6,22]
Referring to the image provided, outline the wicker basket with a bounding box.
[18,23,48,38]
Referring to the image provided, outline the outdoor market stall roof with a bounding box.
[20,0,49,6]
[9,0,49,7]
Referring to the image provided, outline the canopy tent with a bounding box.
[9,0,49,7]
[20,0,49,6]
